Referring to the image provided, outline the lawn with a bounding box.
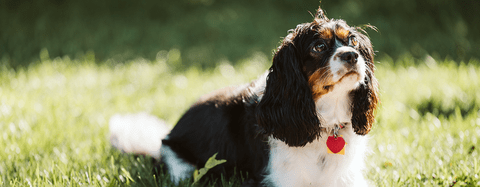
[0,50,479,186]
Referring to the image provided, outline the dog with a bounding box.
[109,7,379,187]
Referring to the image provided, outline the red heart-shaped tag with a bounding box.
[326,136,345,153]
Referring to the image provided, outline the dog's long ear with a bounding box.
[350,33,379,135]
[255,39,321,147]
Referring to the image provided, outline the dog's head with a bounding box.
[256,7,379,147]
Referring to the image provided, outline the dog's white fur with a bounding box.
[160,142,196,184]
[264,131,368,187]
[109,113,169,159]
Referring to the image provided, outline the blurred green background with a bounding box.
[1,0,479,68]
[1,1,480,186]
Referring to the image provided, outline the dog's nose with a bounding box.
[340,51,359,65]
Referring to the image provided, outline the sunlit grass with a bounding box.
[369,56,480,186]
[0,51,479,186]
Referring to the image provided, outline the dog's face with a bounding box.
[256,8,378,147]
[301,21,367,100]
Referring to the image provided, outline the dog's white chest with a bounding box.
[315,75,360,128]
[263,133,369,187]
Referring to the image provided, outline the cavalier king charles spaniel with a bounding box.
[110,7,379,187]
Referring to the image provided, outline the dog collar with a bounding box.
[333,123,345,138]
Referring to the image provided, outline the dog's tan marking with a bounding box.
[335,27,350,40]
[351,37,358,46]
[319,28,333,40]
[308,68,334,100]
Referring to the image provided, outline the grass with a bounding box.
[368,56,480,186]
[0,50,479,186]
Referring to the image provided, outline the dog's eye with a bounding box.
[314,43,327,52]
[349,36,358,47]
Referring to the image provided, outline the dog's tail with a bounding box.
[109,112,170,159]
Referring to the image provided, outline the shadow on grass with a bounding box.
[416,98,478,118]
